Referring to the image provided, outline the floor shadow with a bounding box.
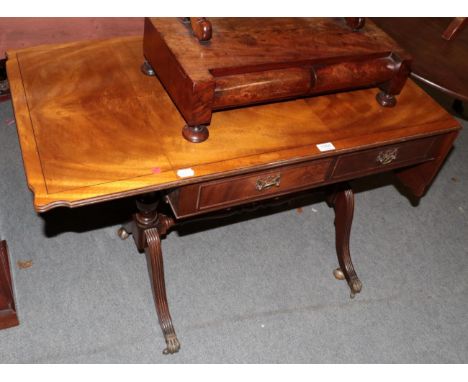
[41,196,136,237]
[174,188,328,237]
[40,160,450,238]
[350,171,421,206]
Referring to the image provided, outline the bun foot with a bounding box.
[376,91,397,107]
[162,333,181,355]
[182,125,209,143]
[141,60,156,76]
[117,227,130,240]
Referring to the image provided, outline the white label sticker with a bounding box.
[316,142,336,152]
[177,168,195,178]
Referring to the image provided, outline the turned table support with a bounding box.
[118,193,180,354]
[327,184,362,299]
[118,185,365,353]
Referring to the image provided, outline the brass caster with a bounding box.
[162,334,181,355]
[333,267,345,280]
[117,227,130,240]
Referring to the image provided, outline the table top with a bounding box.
[372,18,468,102]
[7,36,459,213]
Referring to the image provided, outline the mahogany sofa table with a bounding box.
[6,36,460,354]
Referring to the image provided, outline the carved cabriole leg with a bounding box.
[119,193,180,354]
[326,184,362,299]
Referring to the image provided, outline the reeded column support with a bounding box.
[326,184,362,298]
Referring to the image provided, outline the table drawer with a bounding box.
[331,136,439,179]
[168,158,333,218]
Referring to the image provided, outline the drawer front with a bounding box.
[331,136,438,179]
[198,158,332,210]
[169,158,332,218]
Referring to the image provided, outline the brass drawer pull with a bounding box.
[256,174,281,191]
[376,148,399,165]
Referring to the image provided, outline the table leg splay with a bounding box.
[327,184,362,299]
[119,193,180,355]
[118,184,363,353]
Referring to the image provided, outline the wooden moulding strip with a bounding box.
[6,54,49,207]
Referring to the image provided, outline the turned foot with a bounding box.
[327,184,363,299]
[141,60,156,76]
[376,91,397,107]
[182,124,209,143]
[345,17,365,31]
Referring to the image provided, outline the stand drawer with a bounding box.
[331,136,439,179]
[168,158,333,218]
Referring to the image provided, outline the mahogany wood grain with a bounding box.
[143,17,411,136]
[6,36,460,213]
[168,158,333,218]
[0,240,19,330]
[442,17,467,41]
[0,18,143,59]
[372,18,468,102]
[395,131,459,198]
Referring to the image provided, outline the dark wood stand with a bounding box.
[143,17,411,143]
[0,240,19,330]
[119,184,359,354]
